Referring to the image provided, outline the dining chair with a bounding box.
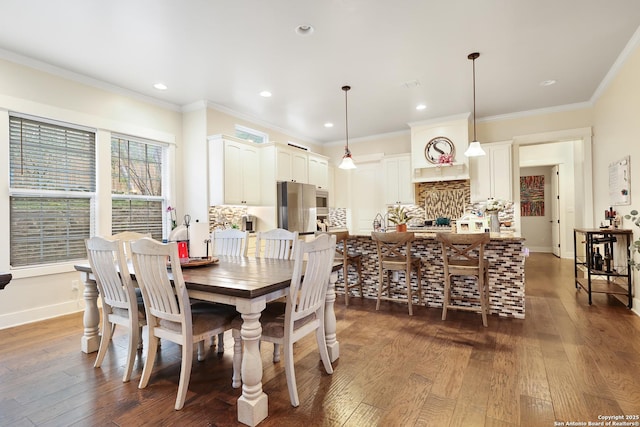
[109,231,152,261]
[436,232,491,327]
[371,231,423,316]
[212,228,249,257]
[255,228,299,260]
[317,230,364,306]
[232,233,337,407]
[85,236,146,382]
[130,237,237,410]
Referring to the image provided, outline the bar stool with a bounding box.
[371,231,423,316]
[435,232,491,327]
[329,230,364,306]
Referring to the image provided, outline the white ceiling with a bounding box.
[1,0,639,144]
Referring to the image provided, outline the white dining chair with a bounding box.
[212,228,249,257]
[232,233,337,407]
[130,237,237,410]
[109,231,152,261]
[85,236,145,382]
[255,228,299,260]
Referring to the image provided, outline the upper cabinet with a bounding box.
[209,136,261,205]
[469,141,513,202]
[382,154,414,205]
[276,146,308,183]
[308,153,329,189]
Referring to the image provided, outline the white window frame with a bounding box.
[235,124,269,144]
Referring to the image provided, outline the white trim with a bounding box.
[480,102,592,123]
[0,300,84,330]
[324,128,411,147]
[9,111,96,133]
[407,112,471,128]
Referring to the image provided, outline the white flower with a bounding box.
[485,198,505,212]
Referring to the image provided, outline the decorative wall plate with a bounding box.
[424,136,455,164]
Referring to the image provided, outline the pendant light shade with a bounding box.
[338,85,357,169]
[464,52,486,157]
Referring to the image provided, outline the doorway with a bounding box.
[519,165,560,255]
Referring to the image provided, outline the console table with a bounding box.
[573,228,633,308]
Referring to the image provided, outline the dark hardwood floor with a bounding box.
[1,253,640,426]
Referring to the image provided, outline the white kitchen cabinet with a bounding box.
[209,136,261,205]
[470,141,513,202]
[383,154,414,205]
[276,146,308,183]
[308,153,329,189]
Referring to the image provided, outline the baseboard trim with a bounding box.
[0,300,85,330]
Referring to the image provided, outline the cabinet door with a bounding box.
[308,155,329,189]
[223,141,245,205]
[383,156,414,205]
[241,145,261,204]
[490,144,512,201]
[276,148,293,182]
[291,151,308,183]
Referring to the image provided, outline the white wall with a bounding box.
[0,58,182,329]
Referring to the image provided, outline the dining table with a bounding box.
[74,255,341,426]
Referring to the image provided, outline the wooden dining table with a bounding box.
[74,255,341,426]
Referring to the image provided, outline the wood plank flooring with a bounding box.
[1,253,640,426]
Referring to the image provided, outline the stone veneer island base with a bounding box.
[338,232,526,319]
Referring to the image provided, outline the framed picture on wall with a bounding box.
[609,156,630,206]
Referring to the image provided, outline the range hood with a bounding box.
[408,113,471,182]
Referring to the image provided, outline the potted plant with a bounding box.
[624,209,640,270]
[388,205,411,232]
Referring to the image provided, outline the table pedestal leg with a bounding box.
[237,311,268,426]
[325,270,340,362]
[80,274,100,354]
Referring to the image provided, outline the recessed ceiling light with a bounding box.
[260,91,272,97]
[416,104,427,110]
[295,24,314,36]
[153,83,167,90]
[324,122,334,128]
[540,79,557,87]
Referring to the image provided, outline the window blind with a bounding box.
[9,115,95,267]
[112,199,163,240]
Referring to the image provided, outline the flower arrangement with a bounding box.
[485,198,506,213]
[624,209,640,270]
[166,205,177,229]
[438,153,453,165]
[388,205,412,225]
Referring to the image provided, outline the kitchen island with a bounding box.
[338,231,526,319]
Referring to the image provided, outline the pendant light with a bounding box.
[338,85,356,169]
[464,52,486,157]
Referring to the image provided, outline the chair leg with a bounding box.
[273,343,281,362]
[137,325,144,350]
[197,340,206,361]
[416,262,424,306]
[376,269,384,311]
[480,271,489,327]
[284,340,299,407]
[232,329,242,388]
[406,268,413,316]
[217,332,225,354]
[123,318,138,382]
[94,317,113,369]
[175,339,194,410]
[138,331,159,389]
[343,263,349,307]
[356,260,364,298]
[316,320,333,375]
[442,274,450,321]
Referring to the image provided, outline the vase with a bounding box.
[489,211,500,233]
[396,223,407,232]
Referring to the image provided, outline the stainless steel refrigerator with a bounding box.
[277,181,317,233]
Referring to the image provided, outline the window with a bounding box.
[235,124,269,144]
[111,136,164,239]
[9,115,95,267]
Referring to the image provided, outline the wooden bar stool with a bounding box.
[435,232,491,327]
[371,231,423,316]
[330,230,364,306]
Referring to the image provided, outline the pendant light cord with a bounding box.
[342,85,351,153]
[468,52,480,142]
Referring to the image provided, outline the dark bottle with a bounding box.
[593,247,604,270]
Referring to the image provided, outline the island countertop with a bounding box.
[335,232,526,319]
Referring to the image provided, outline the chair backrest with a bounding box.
[85,236,136,312]
[109,231,152,261]
[212,228,249,257]
[286,233,336,325]
[371,231,415,266]
[316,230,349,264]
[255,228,299,259]
[130,238,191,331]
[435,232,490,270]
